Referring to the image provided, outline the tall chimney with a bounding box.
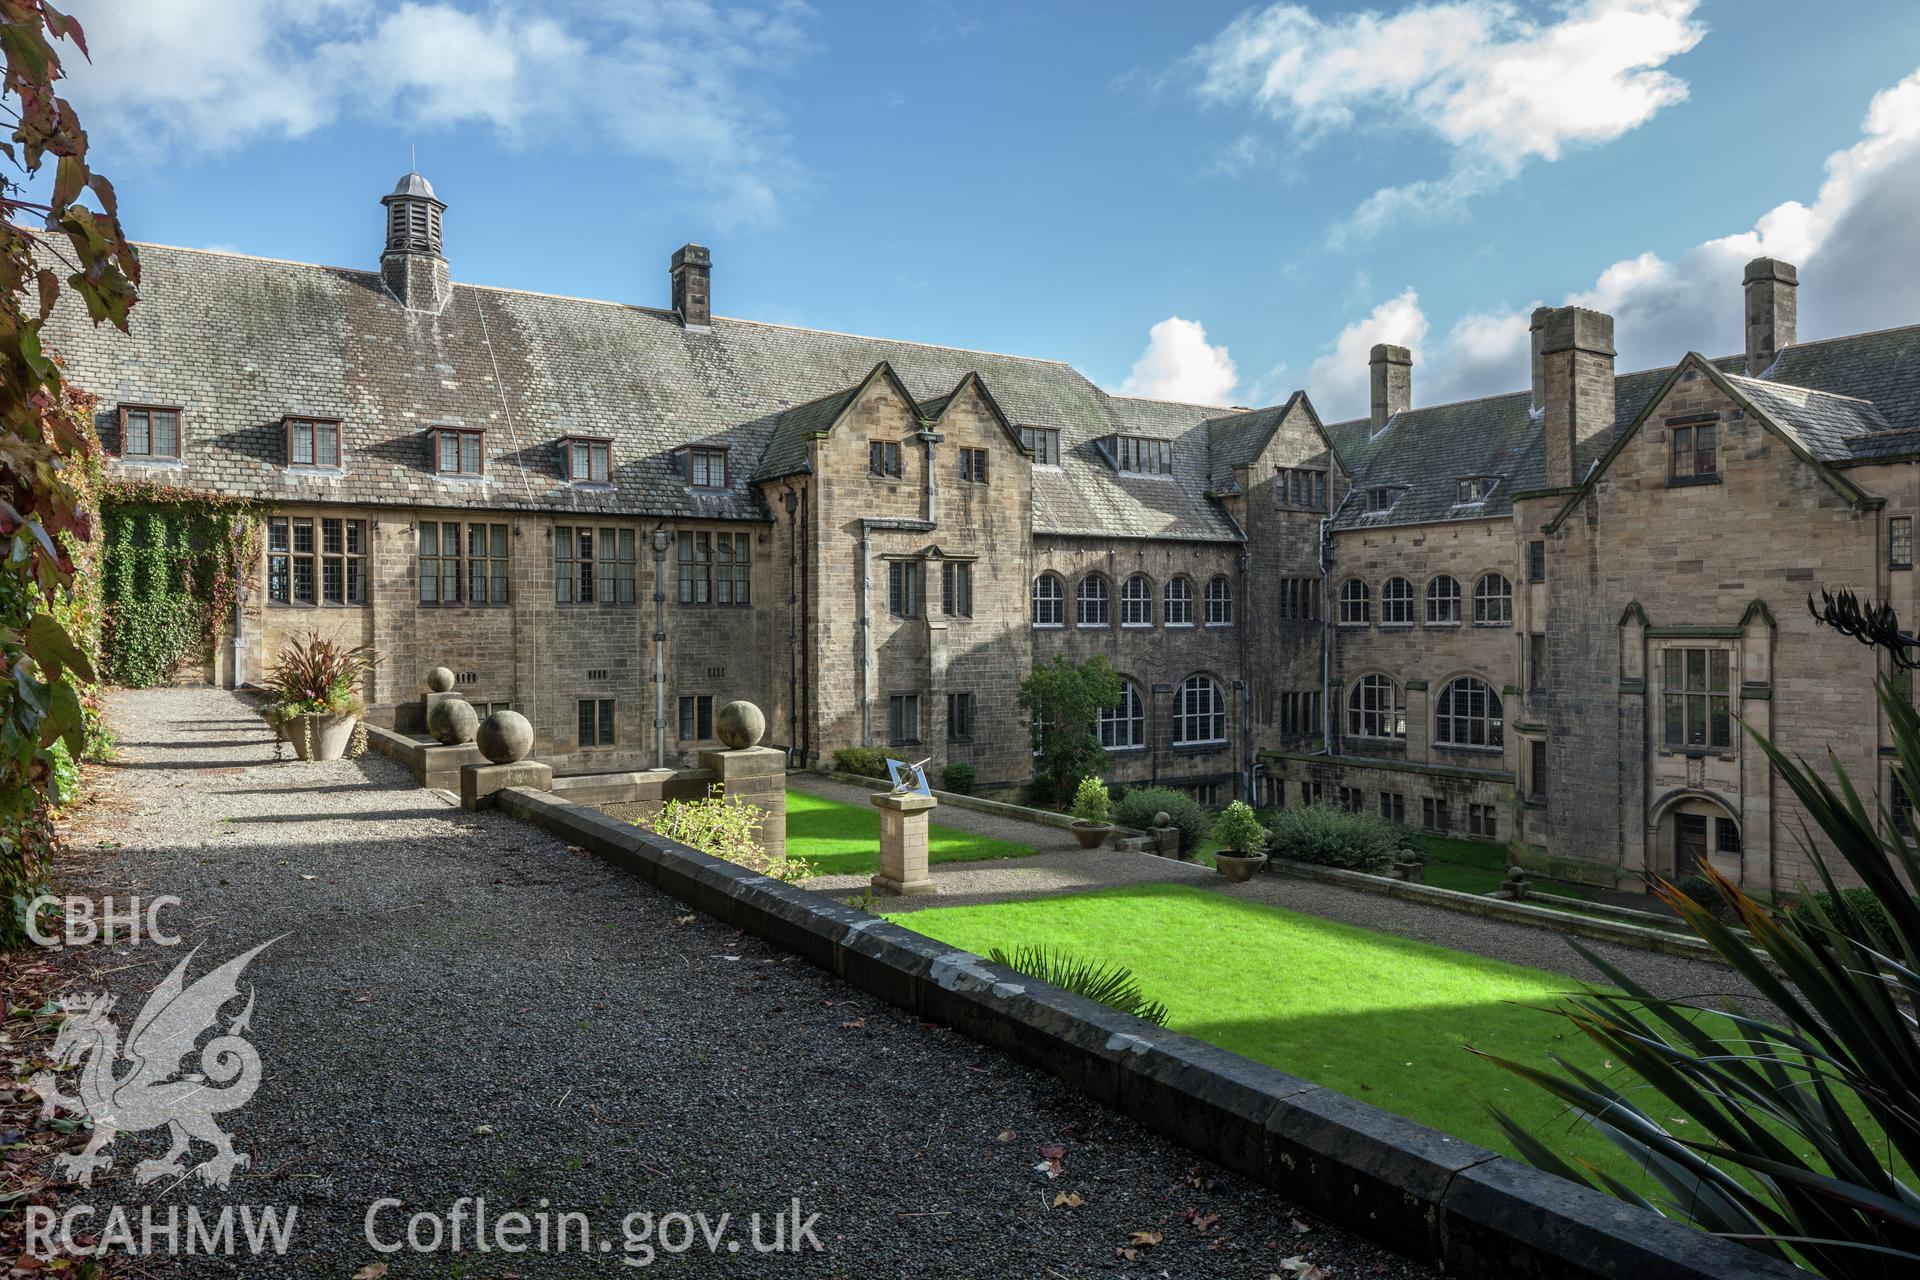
[1744,257,1797,375]
[1369,343,1411,430]
[1539,307,1616,488]
[672,244,712,330]
[380,171,449,313]
[1529,306,1552,413]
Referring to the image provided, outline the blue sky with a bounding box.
[62,1,1920,420]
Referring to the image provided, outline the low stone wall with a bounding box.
[496,785,1797,1280]
[809,768,1153,850]
[364,723,484,791]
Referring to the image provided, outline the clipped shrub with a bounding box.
[1266,805,1400,872]
[1787,885,1917,953]
[1112,787,1211,853]
[1071,776,1111,825]
[988,944,1168,1026]
[941,762,977,795]
[645,784,815,884]
[1212,800,1269,856]
[831,746,906,779]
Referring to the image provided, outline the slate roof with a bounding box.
[1204,396,1304,493]
[47,244,1246,542]
[1723,374,1893,462]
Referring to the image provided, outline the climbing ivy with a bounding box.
[99,486,260,688]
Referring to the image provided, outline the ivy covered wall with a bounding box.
[99,486,260,689]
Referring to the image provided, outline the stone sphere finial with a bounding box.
[476,710,533,764]
[715,700,766,749]
[1154,811,1171,829]
[427,696,478,745]
[427,666,455,693]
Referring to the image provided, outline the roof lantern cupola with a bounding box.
[379,171,450,313]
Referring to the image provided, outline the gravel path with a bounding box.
[45,687,1434,1279]
[788,777,1760,1010]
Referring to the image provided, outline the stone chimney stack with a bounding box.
[1369,343,1411,430]
[1539,307,1616,488]
[1529,306,1552,414]
[1744,257,1797,375]
[380,172,449,313]
[672,244,712,330]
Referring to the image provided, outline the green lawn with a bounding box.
[888,882,1692,1189]
[787,789,1038,876]
[1416,834,1596,902]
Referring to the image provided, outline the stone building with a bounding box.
[48,173,1919,896]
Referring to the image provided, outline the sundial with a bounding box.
[885,757,933,797]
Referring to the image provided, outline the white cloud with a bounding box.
[1117,317,1240,406]
[62,0,815,227]
[1303,289,1429,419]
[1189,0,1705,237]
[1305,64,1920,417]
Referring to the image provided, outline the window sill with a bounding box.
[1424,621,1461,629]
[566,480,614,490]
[1659,746,1735,760]
[1471,621,1513,629]
[1032,622,1064,630]
[1667,474,1721,488]
[889,740,923,749]
[1205,622,1233,629]
[1102,744,1147,755]
[1076,623,1110,630]
[112,456,185,469]
[1337,621,1369,630]
[1121,622,1153,630]
[1173,740,1227,753]
[1434,743,1503,755]
[1347,735,1407,747]
[268,601,367,609]
[435,472,488,482]
[1166,622,1194,630]
[1379,622,1414,631]
[286,466,345,477]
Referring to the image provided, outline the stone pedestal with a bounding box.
[420,742,486,791]
[460,760,553,810]
[400,690,465,735]
[697,745,789,860]
[871,791,938,896]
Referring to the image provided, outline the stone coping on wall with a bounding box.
[495,785,1799,1280]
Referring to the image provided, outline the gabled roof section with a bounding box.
[1204,393,1304,493]
[755,361,922,481]
[1327,390,1546,530]
[1760,323,1920,431]
[1726,374,1893,461]
[1544,353,1879,534]
[917,371,1032,456]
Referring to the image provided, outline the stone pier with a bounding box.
[871,790,937,895]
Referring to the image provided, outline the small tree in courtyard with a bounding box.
[1018,653,1121,806]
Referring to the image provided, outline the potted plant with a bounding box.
[269,630,378,762]
[256,699,294,742]
[1211,801,1270,883]
[1069,776,1113,849]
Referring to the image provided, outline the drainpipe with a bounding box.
[1237,546,1253,801]
[782,486,800,765]
[917,424,941,524]
[651,526,671,768]
[800,485,813,766]
[858,522,873,746]
[231,586,247,689]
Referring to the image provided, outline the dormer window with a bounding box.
[564,436,613,484]
[1455,476,1497,505]
[1109,435,1172,475]
[1366,485,1397,513]
[685,446,728,489]
[1019,427,1060,466]
[118,405,181,461]
[434,427,484,477]
[286,417,341,470]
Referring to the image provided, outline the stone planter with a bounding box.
[287,712,358,762]
[1214,851,1268,883]
[1069,822,1111,850]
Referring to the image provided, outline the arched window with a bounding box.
[1339,578,1371,625]
[1474,573,1512,625]
[1347,674,1405,739]
[1426,574,1461,625]
[1099,681,1146,749]
[1205,575,1234,625]
[1164,576,1195,626]
[1121,574,1153,627]
[1031,573,1064,627]
[1076,574,1110,627]
[1436,677,1503,748]
[1174,675,1227,745]
[1380,577,1413,625]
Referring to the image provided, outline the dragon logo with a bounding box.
[30,940,278,1188]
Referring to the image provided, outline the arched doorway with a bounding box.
[1654,794,1743,881]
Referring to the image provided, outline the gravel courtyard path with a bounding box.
[789,778,1759,1009]
[48,687,1434,1279]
